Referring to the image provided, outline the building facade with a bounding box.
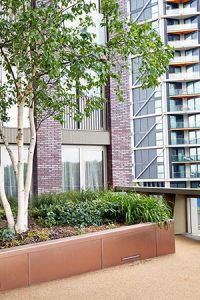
[131,0,200,189]
[131,0,200,236]
[0,0,132,197]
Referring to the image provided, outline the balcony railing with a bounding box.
[170,55,199,65]
[169,105,200,112]
[169,88,200,97]
[172,155,200,162]
[171,138,200,145]
[171,138,186,145]
[172,171,200,178]
[189,138,200,144]
[63,100,107,131]
[168,72,200,81]
[166,7,197,16]
[167,23,198,34]
[168,40,199,49]
[190,172,200,178]
[172,171,186,178]
[171,122,200,129]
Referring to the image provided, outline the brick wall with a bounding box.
[107,0,132,188]
[33,118,62,194]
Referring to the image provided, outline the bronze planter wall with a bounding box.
[0,222,175,291]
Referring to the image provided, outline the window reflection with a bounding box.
[62,148,80,191]
[85,150,103,190]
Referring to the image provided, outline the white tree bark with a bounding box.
[15,100,26,233]
[24,101,36,228]
[0,165,15,230]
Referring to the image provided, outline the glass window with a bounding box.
[1,146,28,197]
[62,148,80,191]
[157,165,164,178]
[84,150,104,190]
[62,146,105,191]
[174,51,181,57]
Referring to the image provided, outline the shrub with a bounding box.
[0,208,5,220]
[30,191,171,228]
[0,228,15,242]
[119,193,171,225]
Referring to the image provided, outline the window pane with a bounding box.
[1,146,28,197]
[62,148,80,191]
[84,150,103,190]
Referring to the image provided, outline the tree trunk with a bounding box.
[24,102,36,228]
[15,101,26,233]
[0,166,15,231]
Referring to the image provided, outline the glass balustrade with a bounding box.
[171,122,200,129]
[169,88,200,97]
[172,155,200,162]
[172,171,186,178]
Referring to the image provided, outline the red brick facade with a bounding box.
[107,0,132,187]
[33,118,62,194]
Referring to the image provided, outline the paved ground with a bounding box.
[1,236,200,300]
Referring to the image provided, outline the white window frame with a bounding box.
[62,145,107,190]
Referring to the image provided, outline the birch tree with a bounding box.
[0,0,173,233]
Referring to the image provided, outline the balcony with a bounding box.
[169,105,200,113]
[169,88,200,98]
[167,72,200,82]
[165,0,191,3]
[189,138,200,144]
[190,172,200,178]
[172,155,200,163]
[165,7,198,18]
[63,100,107,131]
[168,39,199,50]
[167,23,198,35]
[170,122,200,130]
[171,171,200,178]
[171,138,187,145]
[172,171,186,179]
[169,55,199,67]
[171,138,200,145]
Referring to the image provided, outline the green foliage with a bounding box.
[27,230,49,241]
[0,208,5,220]
[30,191,171,228]
[0,0,173,124]
[0,228,15,242]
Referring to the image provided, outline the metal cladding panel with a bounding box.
[62,129,110,145]
[0,254,28,291]
[102,225,157,268]
[156,222,176,256]
[29,239,102,285]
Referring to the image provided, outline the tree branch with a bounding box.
[0,48,17,90]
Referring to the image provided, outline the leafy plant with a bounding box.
[0,228,15,242]
[30,191,171,228]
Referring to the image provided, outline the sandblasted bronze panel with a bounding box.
[156,222,175,256]
[0,254,28,291]
[102,226,156,268]
[29,238,101,284]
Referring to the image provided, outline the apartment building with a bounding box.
[131,0,200,188]
[131,0,200,236]
[0,0,132,197]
